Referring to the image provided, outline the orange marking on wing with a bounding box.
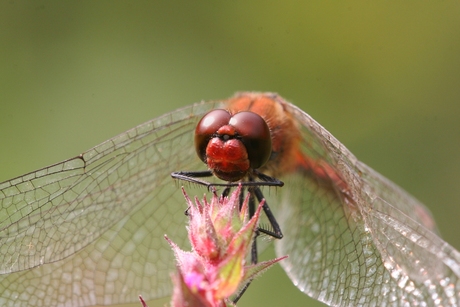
[294,149,354,206]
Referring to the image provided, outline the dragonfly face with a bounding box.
[1,92,459,307]
[194,108,272,181]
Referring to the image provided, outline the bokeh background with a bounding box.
[1,1,460,306]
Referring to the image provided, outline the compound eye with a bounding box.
[195,109,231,162]
[229,111,272,169]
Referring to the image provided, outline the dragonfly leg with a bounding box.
[252,186,283,239]
[233,181,284,303]
[171,170,284,188]
[232,192,259,303]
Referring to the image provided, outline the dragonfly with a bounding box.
[1,92,459,307]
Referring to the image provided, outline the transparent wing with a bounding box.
[0,100,222,307]
[275,101,460,306]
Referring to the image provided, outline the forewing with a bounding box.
[274,101,460,306]
[0,100,221,306]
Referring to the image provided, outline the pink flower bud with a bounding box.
[165,184,286,306]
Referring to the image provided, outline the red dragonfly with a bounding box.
[1,92,459,306]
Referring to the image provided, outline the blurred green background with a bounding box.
[1,1,460,306]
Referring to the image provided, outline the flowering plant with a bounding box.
[161,184,287,307]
